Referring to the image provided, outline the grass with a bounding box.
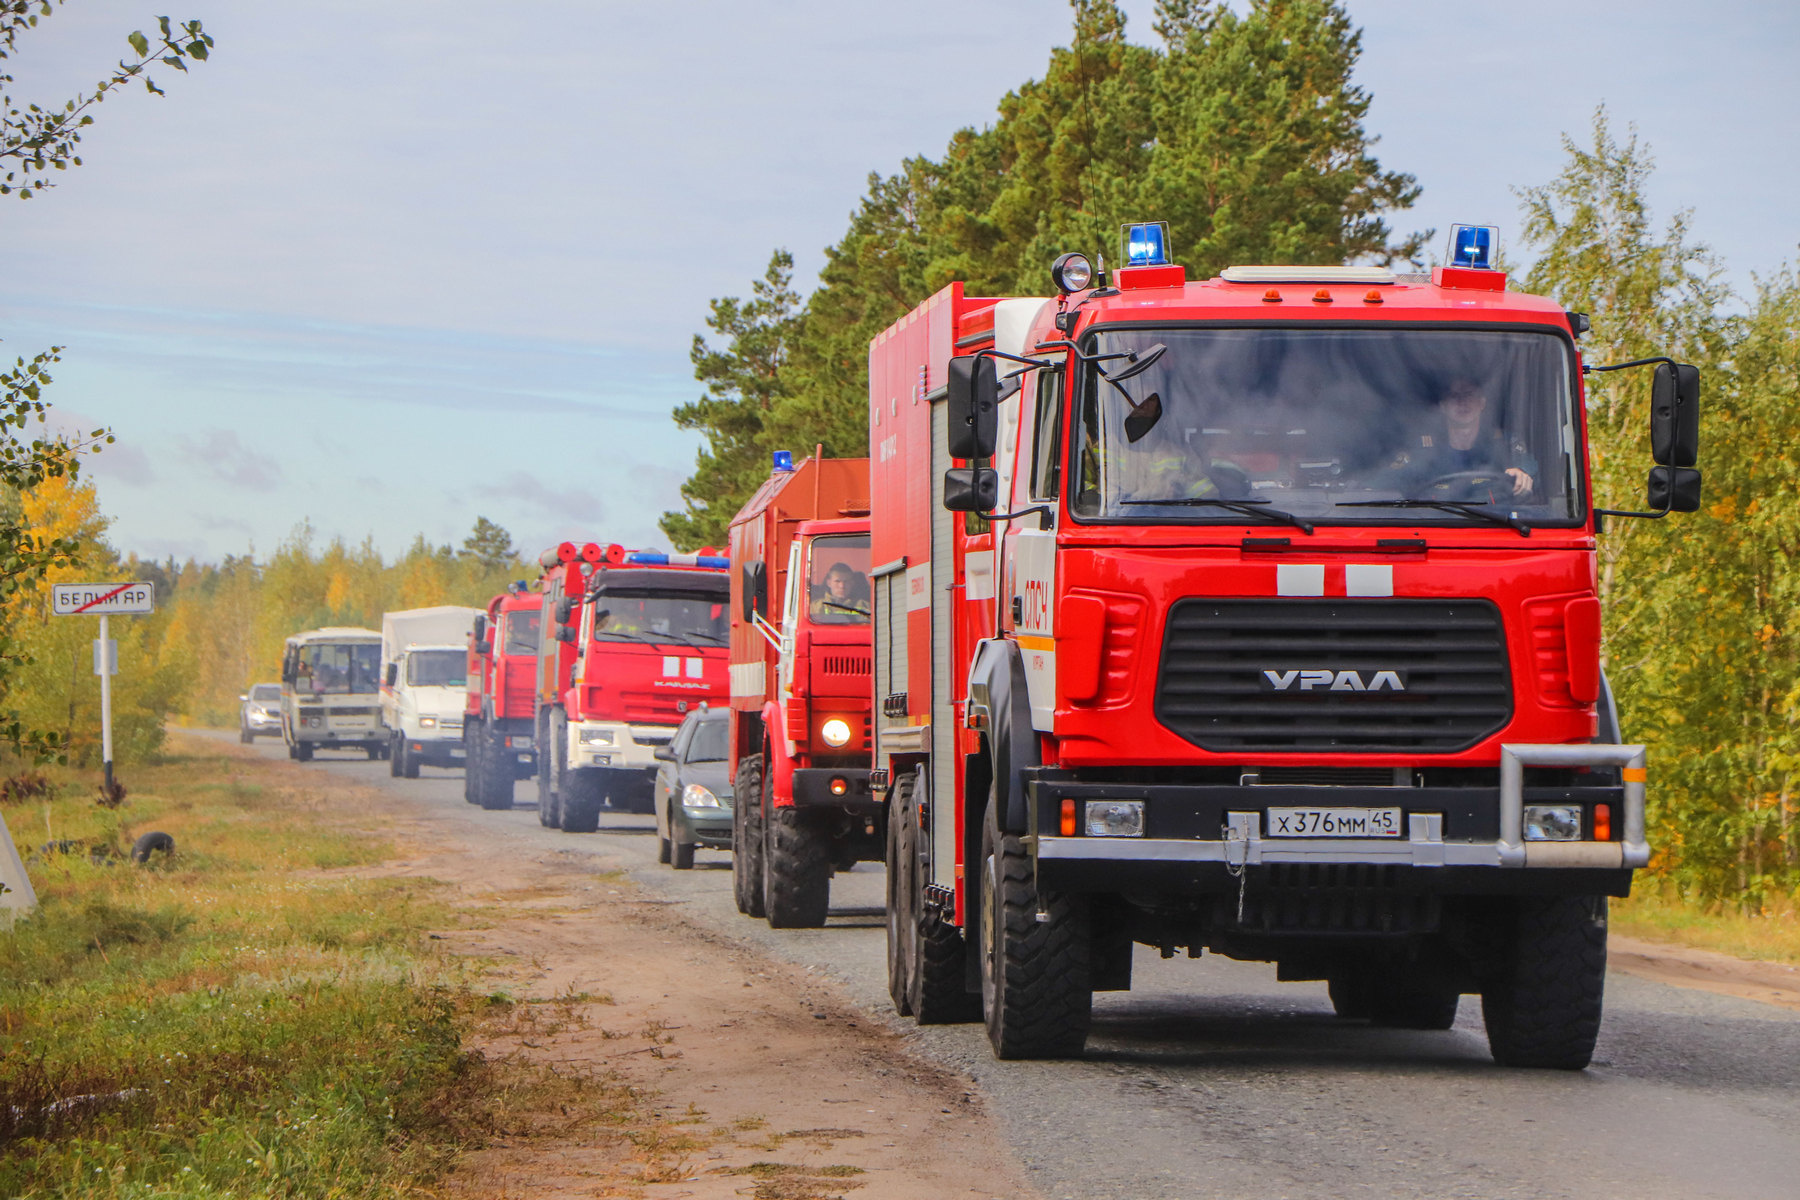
[1613,884,1800,966]
[0,741,641,1198]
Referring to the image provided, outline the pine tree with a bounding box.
[459,516,517,573]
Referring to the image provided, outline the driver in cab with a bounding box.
[1388,377,1536,497]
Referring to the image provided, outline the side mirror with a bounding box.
[946,355,999,460]
[384,662,398,687]
[653,746,676,762]
[238,693,248,702]
[555,624,576,643]
[1650,362,1700,466]
[554,596,575,625]
[943,466,999,513]
[476,640,493,656]
[741,561,768,622]
[1648,466,1702,513]
[472,615,487,644]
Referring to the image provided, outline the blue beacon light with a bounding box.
[1449,224,1496,270]
[1124,222,1170,267]
[772,450,794,472]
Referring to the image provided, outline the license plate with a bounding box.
[1266,807,1402,838]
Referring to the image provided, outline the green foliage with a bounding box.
[665,0,1423,544]
[459,515,518,574]
[2,2,213,199]
[662,249,800,548]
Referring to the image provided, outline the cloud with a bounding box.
[88,443,155,487]
[184,428,284,491]
[474,471,604,524]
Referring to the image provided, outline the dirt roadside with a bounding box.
[1610,936,1800,1013]
[185,734,1035,1200]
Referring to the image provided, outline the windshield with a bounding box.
[806,534,871,624]
[250,684,280,702]
[503,611,541,657]
[591,588,728,645]
[407,649,467,687]
[687,716,728,762]
[1070,327,1580,526]
[298,642,381,695]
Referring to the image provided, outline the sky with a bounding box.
[2,0,1796,566]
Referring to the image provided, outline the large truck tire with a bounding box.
[732,755,767,918]
[885,793,914,1016]
[295,740,312,762]
[401,738,420,779]
[979,799,1091,1059]
[890,770,978,1023]
[1481,895,1608,1070]
[559,767,602,833]
[388,733,402,777]
[537,711,563,827]
[463,725,480,804]
[477,728,515,811]
[1330,970,1460,1030]
[763,804,831,928]
[364,743,382,761]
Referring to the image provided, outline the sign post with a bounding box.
[51,582,154,801]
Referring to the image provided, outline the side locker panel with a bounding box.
[873,566,907,763]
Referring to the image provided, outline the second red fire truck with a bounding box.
[872,222,1701,1067]
[464,583,542,810]
[727,452,876,928]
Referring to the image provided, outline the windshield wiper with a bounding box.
[1335,498,1531,536]
[593,630,657,644]
[1123,497,1314,534]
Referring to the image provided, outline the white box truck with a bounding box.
[381,606,483,778]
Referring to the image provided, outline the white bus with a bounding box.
[280,627,385,761]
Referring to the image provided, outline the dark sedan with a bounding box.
[653,707,733,870]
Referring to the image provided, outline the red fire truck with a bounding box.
[535,542,732,833]
[872,222,1701,1067]
[727,452,876,927]
[463,583,542,811]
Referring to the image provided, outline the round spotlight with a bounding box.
[1050,252,1094,294]
[829,776,848,796]
[821,718,852,747]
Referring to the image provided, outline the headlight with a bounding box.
[1085,799,1145,837]
[682,784,721,808]
[419,716,436,728]
[820,718,852,747]
[1523,804,1582,842]
[579,728,614,746]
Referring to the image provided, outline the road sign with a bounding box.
[51,581,155,616]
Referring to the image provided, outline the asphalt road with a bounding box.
[226,734,1800,1200]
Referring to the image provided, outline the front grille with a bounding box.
[331,706,380,717]
[1229,864,1442,934]
[819,653,870,676]
[1157,599,1510,753]
[1254,766,1406,787]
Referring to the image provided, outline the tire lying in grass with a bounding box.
[131,831,176,864]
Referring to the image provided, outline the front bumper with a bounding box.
[791,767,879,813]
[1030,743,1646,894]
[676,807,733,848]
[567,721,676,770]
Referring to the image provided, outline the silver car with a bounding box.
[239,682,283,742]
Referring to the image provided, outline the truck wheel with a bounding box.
[477,729,515,810]
[401,740,420,779]
[559,768,602,833]
[672,840,695,870]
[463,726,480,804]
[239,724,253,745]
[658,835,672,864]
[979,799,1091,1059]
[1332,969,1459,1030]
[732,755,767,918]
[763,804,831,928]
[365,743,381,761]
[388,734,402,777]
[1481,895,1608,1070]
[885,793,914,1017]
[897,771,979,1023]
[295,741,312,762]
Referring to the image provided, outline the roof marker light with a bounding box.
[1363,289,1384,304]
[1262,289,1282,303]
[1313,289,1333,303]
[1121,221,1170,267]
[1448,224,1499,270]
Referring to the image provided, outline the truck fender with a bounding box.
[762,699,796,809]
[968,638,1038,834]
[1595,667,1621,745]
